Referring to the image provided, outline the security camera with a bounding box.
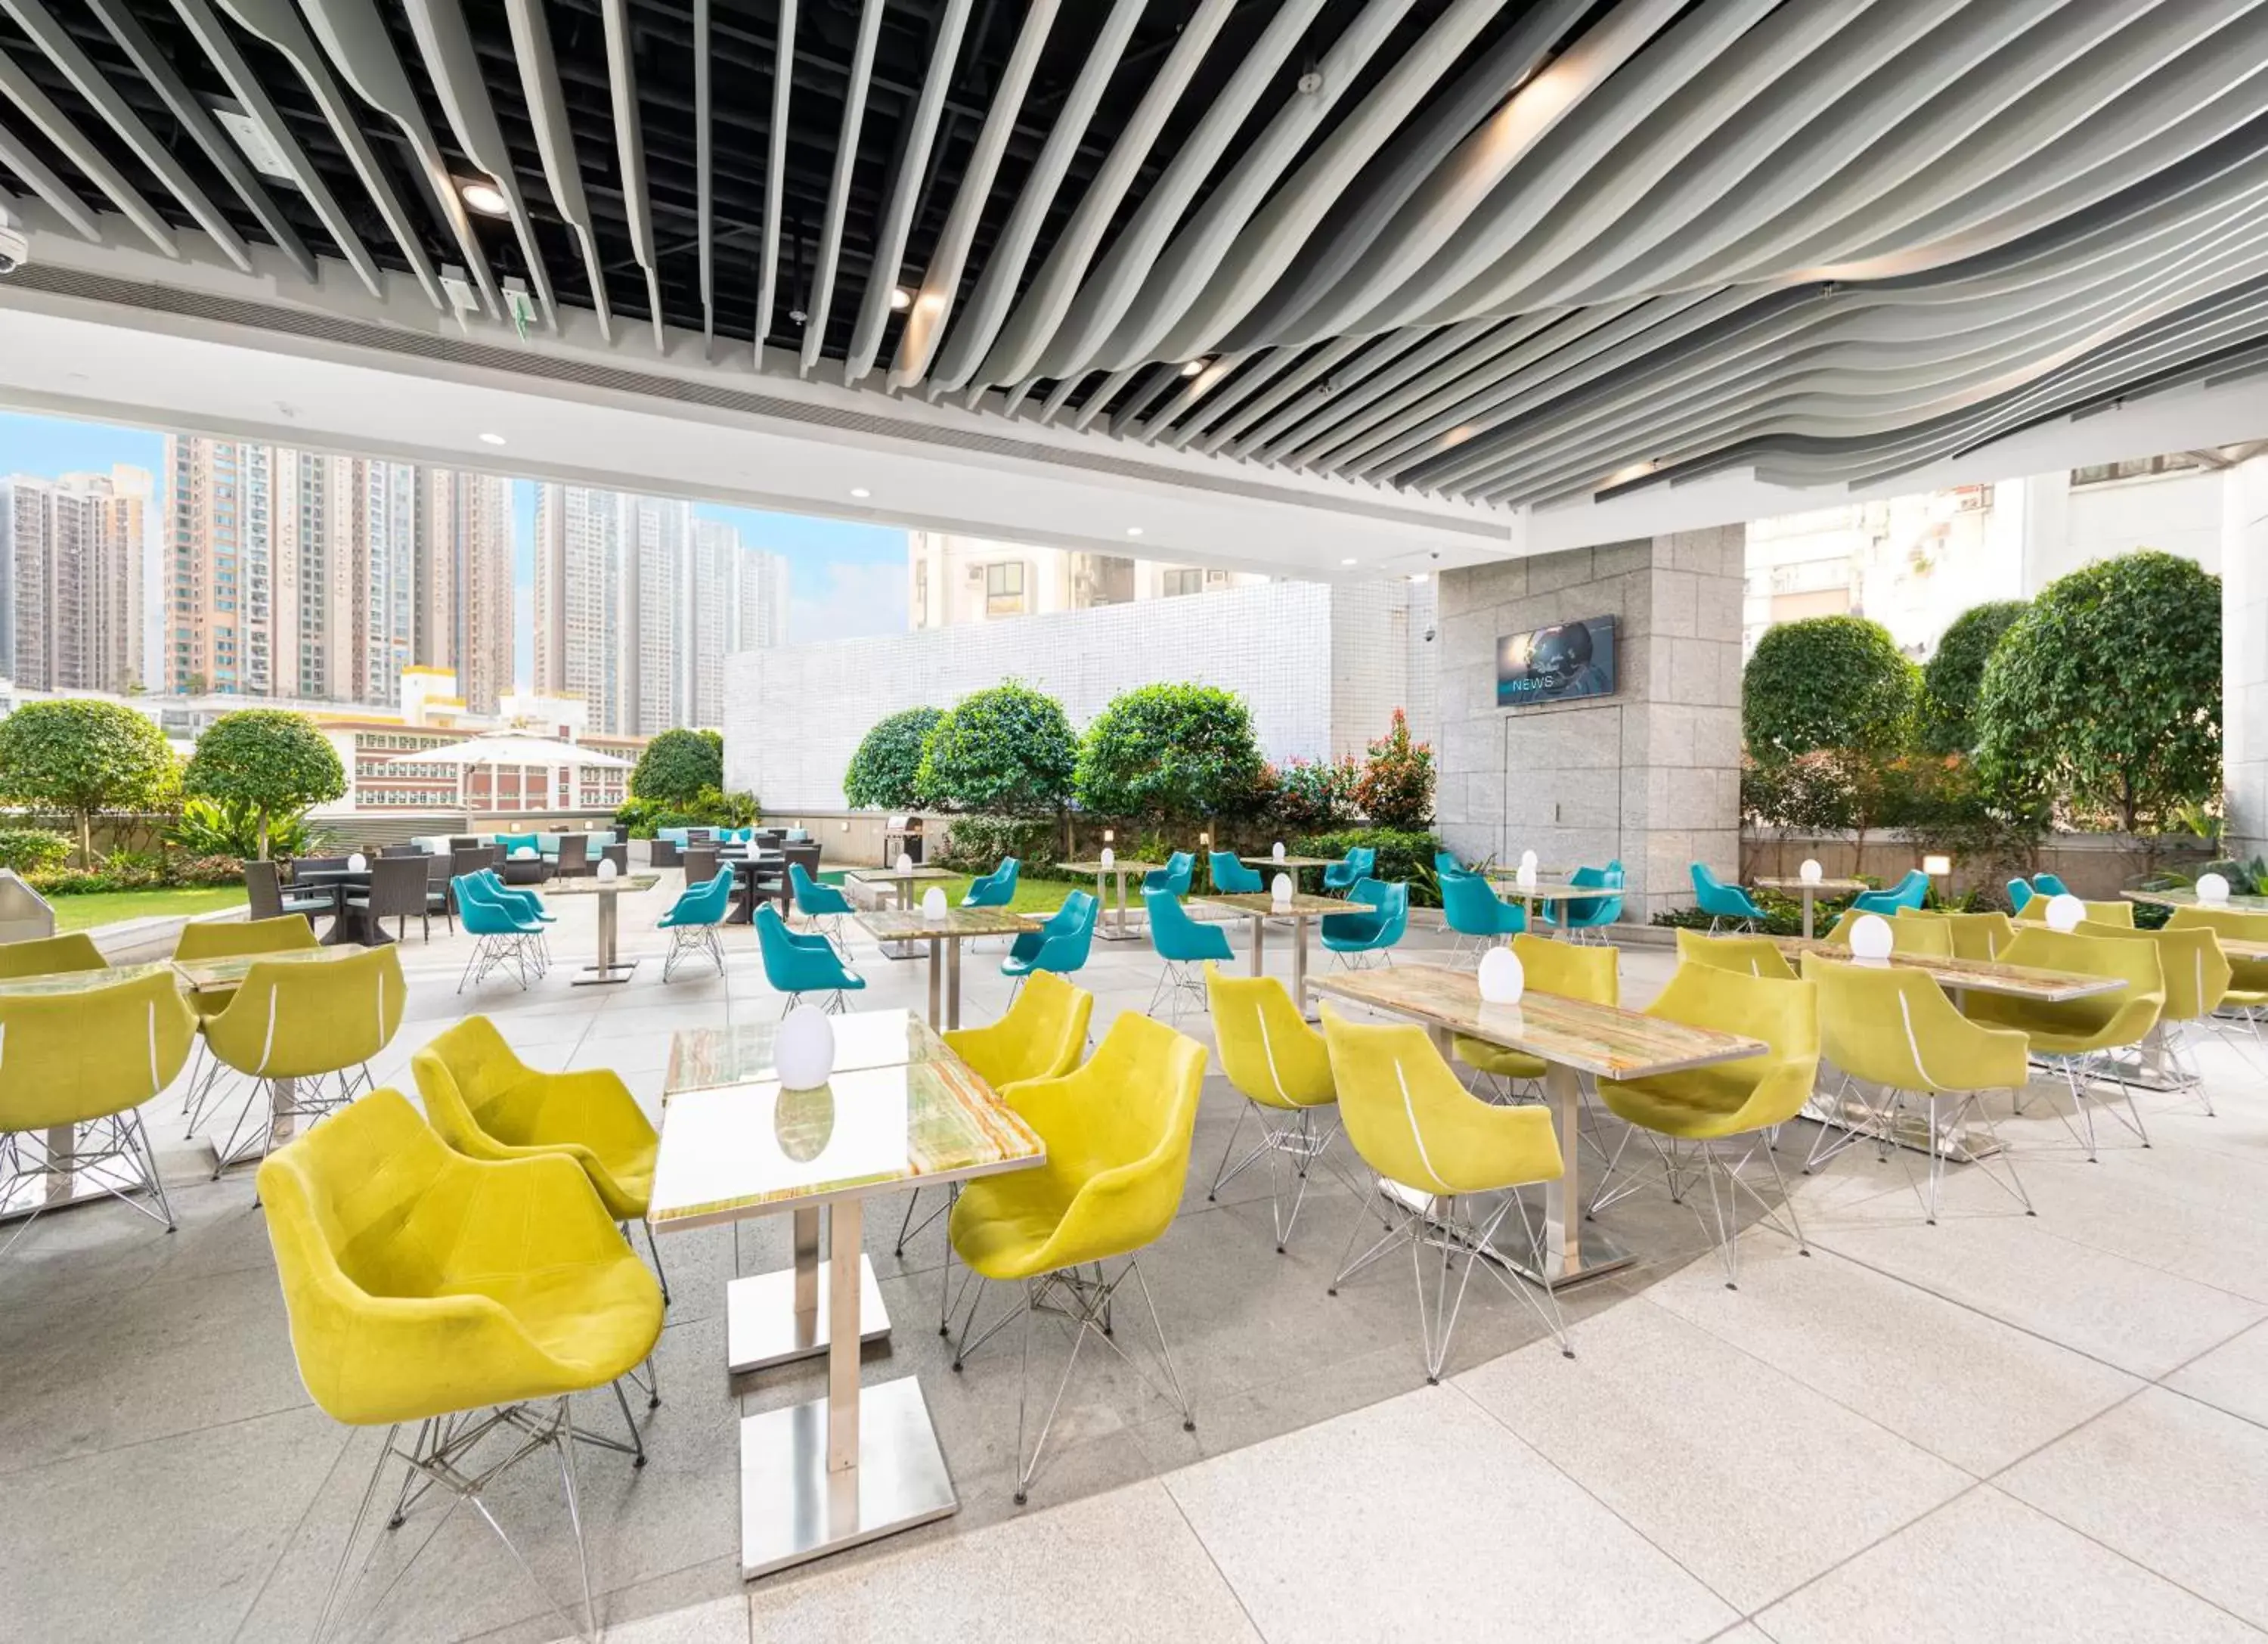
[1423,626,1436,644]
[0,200,26,276]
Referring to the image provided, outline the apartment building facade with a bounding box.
[907,531,1270,630]
[0,466,150,693]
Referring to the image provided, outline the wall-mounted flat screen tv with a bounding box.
[1497,616,1618,708]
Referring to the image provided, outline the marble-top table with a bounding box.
[1752,876,1869,938]
[1194,891,1376,1019]
[1059,858,1160,940]
[854,905,1040,1028]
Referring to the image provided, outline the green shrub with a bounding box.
[1074,684,1266,821]
[1292,827,1445,907]
[0,827,70,875]
[182,709,346,859]
[844,707,944,810]
[917,682,1077,815]
[1352,709,1434,828]
[932,814,1061,873]
[630,727,725,806]
[1977,551,2220,833]
[1269,756,1359,830]
[167,795,332,861]
[0,698,178,864]
[1919,600,2027,755]
[1743,615,1918,759]
[614,786,757,836]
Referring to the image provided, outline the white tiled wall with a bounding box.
[725,579,1427,808]
[2222,458,2268,858]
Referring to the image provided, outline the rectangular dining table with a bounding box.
[854,905,1040,1028]
[648,1019,1044,1578]
[1238,854,1336,894]
[1485,878,1613,931]
[1194,890,1376,1016]
[1307,963,1765,1287]
[847,867,961,959]
[1752,876,1868,938]
[542,870,660,983]
[1058,858,1159,940]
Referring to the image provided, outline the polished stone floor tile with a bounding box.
[1456,1297,1969,1615]
[1165,1384,1735,1642]
[1997,1385,2268,1630]
[747,1479,1259,1642]
[1755,1484,2261,1643]
[2164,1319,2268,1431]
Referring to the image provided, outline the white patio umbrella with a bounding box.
[389,734,633,824]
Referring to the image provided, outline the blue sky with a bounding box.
[0,409,910,685]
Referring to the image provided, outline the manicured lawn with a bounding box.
[907,874,1083,915]
[48,886,248,932]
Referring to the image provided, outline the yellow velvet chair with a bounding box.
[174,915,324,1134]
[947,1013,1206,1505]
[0,931,105,978]
[1592,963,1819,1287]
[413,1014,668,1300]
[1824,907,1954,955]
[2075,920,2231,1115]
[1320,1008,1569,1379]
[1802,954,2033,1223]
[1204,963,1359,1252]
[901,972,1095,1320]
[0,968,194,1258]
[2165,905,2268,1024]
[1675,928,1795,980]
[1899,907,2016,961]
[259,1088,662,1642]
[203,944,405,1176]
[1454,932,1619,1098]
[1964,926,2163,1159]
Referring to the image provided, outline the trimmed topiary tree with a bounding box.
[1743,614,1919,758]
[630,727,725,807]
[1919,600,2027,755]
[843,706,944,810]
[1074,684,1266,821]
[183,709,348,860]
[1977,551,2220,833]
[0,698,178,865]
[916,681,1077,815]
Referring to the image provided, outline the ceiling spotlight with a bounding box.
[1126,526,1145,537]
[478,432,507,446]
[460,178,510,217]
[1180,358,1209,378]
[1341,557,1359,567]
[850,487,872,499]
[889,287,913,312]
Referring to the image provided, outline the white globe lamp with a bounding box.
[2044,893,2086,932]
[513,845,536,860]
[1270,871,1294,907]
[773,1004,836,1091]
[2198,872,2232,905]
[1799,858,1823,885]
[596,858,619,881]
[895,851,912,874]
[1477,945,1525,1005]
[1515,861,1539,891]
[1519,848,1538,870]
[1848,913,1895,962]
[345,851,368,873]
[1099,845,1114,868]
[1272,841,1287,862]
[921,886,949,919]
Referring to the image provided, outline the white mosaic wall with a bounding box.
[725,579,1430,809]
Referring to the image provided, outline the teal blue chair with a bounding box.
[1690,863,1766,933]
[1433,849,1469,881]
[791,860,857,956]
[1001,892,1097,1000]
[1322,846,1376,895]
[962,858,1020,908]
[1143,887,1234,1021]
[660,867,736,979]
[2031,872,2071,898]
[1210,851,1263,894]
[452,875,547,991]
[1544,861,1625,941]
[1851,870,1930,916]
[754,902,865,1013]
[1321,877,1408,968]
[2006,877,2035,914]
[1442,870,1525,960]
[1142,851,1194,896]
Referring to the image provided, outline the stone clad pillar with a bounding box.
[1433,528,1746,923]
[2221,455,2268,861]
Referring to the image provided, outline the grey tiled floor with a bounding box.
[5,880,2266,1642]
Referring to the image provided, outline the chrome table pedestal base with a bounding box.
[726,1254,891,1374]
[736,1375,954,1579]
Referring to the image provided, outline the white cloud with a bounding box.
[790,560,906,641]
